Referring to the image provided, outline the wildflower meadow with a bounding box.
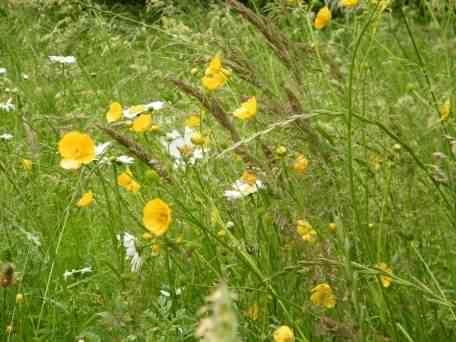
[0,0,455,340]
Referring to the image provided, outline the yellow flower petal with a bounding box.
[314,6,332,29]
[375,262,393,288]
[76,191,93,208]
[117,171,141,192]
[241,170,257,185]
[273,325,295,342]
[310,283,336,308]
[292,155,309,175]
[339,0,359,8]
[130,114,152,133]
[58,131,95,169]
[106,102,123,123]
[185,115,201,128]
[21,159,33,170]
[144,198,172,237]
[206,54,222,75]
[201,72,228,91]
[439,97,451,122]
[60,159,82,170]
[233,96,257,120]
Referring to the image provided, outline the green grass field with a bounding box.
[0,0,455,340]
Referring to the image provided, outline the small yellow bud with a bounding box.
[151,243,161,255]
[150,124,161,133]
[191,132,208,145]
[275,145,287,157]
[16,293,24,303]
[143,232,153,241]
[5,325,13,334]
[191,67,198,76]
[393,143,401,151]
[292,155,309,175]
[21,159,33,170]
[328,223,337,231]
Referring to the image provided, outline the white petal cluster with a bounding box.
[64,266,93,280]
[117,232,142,272]
[224,179,264,200]
[123,101,165,119]
[160,127,204,167]
[0,133,14,140]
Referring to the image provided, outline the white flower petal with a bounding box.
[95,142,112,157]
[0,133,14,140]
[116,155,135,165]
[144,101,165,111]
[49,55,76,64]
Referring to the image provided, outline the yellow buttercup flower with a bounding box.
[439,97,451,122]
[340,0,359,8]
[58,131,95,170]
[296,219,317,242]
[314,6,332,29]
[273,325,295,342]
[21,159,33,170]
[241,169,257,185]
[117,171,140,192]
[130,114,152,133]
[106,102,123,123]
[143,232,153,241]
[143,198,172,236]
[233,96,257,120]
[292,155,309,175]
[191,132,209,145]
[310,283,336,308]
[202,71,229,91]
[76,191,93,208]
[275,145,287,157]
[185,115,201,128]
[201,54,230,91]
[375,262,392,288]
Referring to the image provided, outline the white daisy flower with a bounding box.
[49,55,77,65]
[160,127,204,168]
[116,155,135,165]
[95,142,112,158]
[117,232,142,273]
[0,68,6,75]
[0,133,14,140]
[224,179,264,200]
[63,266,93,280]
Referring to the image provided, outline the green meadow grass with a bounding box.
[0,0,455,341]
